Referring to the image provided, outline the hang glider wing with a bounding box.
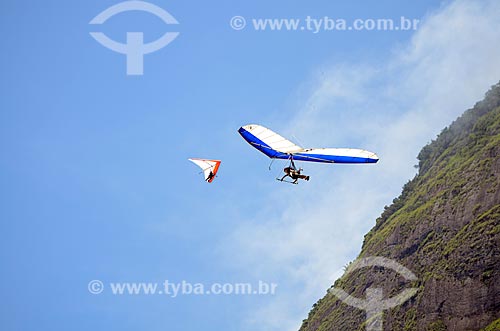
[188,158,221,183]
[237,124,303,158]
[238,124,379,164]
[290,148,379,164]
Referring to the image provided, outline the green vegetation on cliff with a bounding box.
[481,318,500,331]
[299,82,500,331]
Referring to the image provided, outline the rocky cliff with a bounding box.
[299,83,500,331]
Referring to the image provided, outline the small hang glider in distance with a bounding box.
[188,158,221,183]
[238,124,379,184]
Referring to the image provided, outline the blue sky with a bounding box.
[2,1,500,330]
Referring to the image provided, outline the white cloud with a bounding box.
[221,1,500,330]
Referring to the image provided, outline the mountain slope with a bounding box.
[299,83,500,331]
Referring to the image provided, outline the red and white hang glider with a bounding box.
[188,158,221,183]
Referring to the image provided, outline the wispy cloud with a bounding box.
[222,1,500,330]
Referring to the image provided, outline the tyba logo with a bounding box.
[329,257,418,331]
[89,1,180,75]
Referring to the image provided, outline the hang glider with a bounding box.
[238,124,379,183]
[238,124,379,163]
[188,158,221,183]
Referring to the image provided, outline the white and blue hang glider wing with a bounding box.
[238,124,379,164]
[237,124,304,157]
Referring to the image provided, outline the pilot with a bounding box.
[206,171,215,182]
[281,166,310,184]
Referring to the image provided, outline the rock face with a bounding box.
[299,83,500,331]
